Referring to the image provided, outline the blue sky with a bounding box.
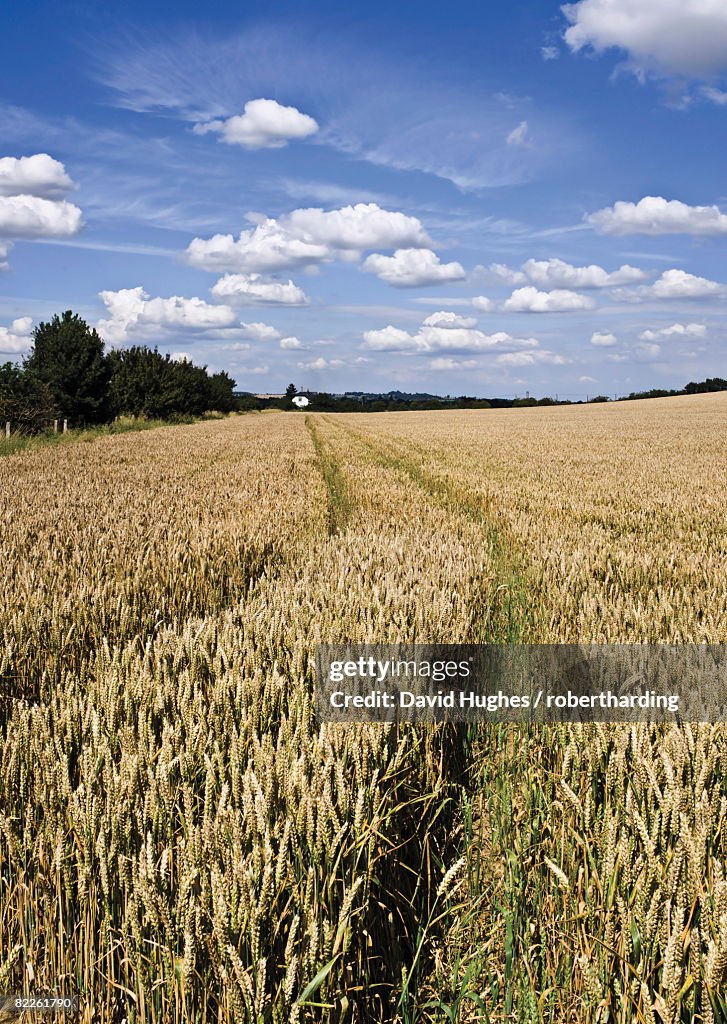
[2,0,727,397]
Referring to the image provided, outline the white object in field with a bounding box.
[292,395,309,408]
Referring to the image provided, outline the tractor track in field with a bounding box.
[305,414,353,536]
[319,414,538,644]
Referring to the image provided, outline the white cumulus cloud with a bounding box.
[489,263,527,285]
[0,316,33,353]
[361,326,420,352]
[588,196,727,235]
[429,357,480,370]
[211,273,309,305]
[496,350,568,366]
[363,248,466,287]
[362,318,539,354]
[416,326,516,351]
[194,98,319,149]
[472,295,495,312]
[522,257,647,288]
[186,203,431,272]
[186,219,330,273]
[0,154,74,198]
[283,203,431,251]
[591,331,618,346]
[97,287,238,345]
[297,357,344,370]
[238,321,281,342]
[503,286,597,312]
[638,321,707,339]
[563,0,727,79]
[650,269,724,298]
[0,195,83,238]
[0,154,82,265]
[280,336,302,349]
[422,310,478,329]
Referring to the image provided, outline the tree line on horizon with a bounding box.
[0,310,237,432]
[240,378,727,413]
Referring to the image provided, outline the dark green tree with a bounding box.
[108,346,237,419]
[206,370,237,413]
[107,346,178,418]
[25,310,110,424]
[285,383,298,400]
[0,363,59,433]
[684,377,727,394]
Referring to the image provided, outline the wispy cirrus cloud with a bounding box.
[91,23,574,190]
[268,178,394,206]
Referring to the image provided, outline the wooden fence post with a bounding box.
[5,421,9,439]
[63,419,68,434]
[54,419,58,434]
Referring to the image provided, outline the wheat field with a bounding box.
[1,394,726,1023]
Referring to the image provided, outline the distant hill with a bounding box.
[341,390,456,402]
